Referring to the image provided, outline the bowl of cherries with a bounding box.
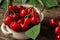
[1,4,44,39]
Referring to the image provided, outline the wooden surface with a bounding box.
[0,0,60,40]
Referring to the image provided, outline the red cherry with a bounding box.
[56,35,60,40]
[19,6,24,11]
[16,13,20,17]
[58,21,60,26]
[30,10,38,17]
[20,23,29,31]
[10,22,19,31]
[49,18,57,27]
[20,9,28,17]
[8,5,13,11]
[58,14,60,20]
[17,19,24,24]
[10,14,19,20]
[31,16,40,25]
[13,6,18,10]
[13,5,19,13]
[27,7,32,13]
[55,27,60,35]
[34,13,40,18]
[24,18,31,25]
[4,16,12,25]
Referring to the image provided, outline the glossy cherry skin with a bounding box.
[4,16,12,25]
[17,19,24,24]
[58,21,60,26]
[16,13,20,17]
[13,6,18,10]
[58,14,60,20]
[56,35,60,40]
[49,18,57,27]
[20,9,28,17]
[31,16,40,25]
[8,5,13,11]
[30,10,39,17]
[10,22,20,31]
[55,27,60,35]
[20,23,29,32]
[27,7,32,13]
[19,6,24,11]
[30,9,40,25]
[10,14,19,20]
[13,5,19,13]
[24,18,31,25]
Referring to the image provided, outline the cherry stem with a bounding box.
[10,9,16,14]
[27,13,30,18]
[24,13,30,24]
[12,17,15,22]
[25,13,30,18]
[31,8,35,16]
[7,0,13,10]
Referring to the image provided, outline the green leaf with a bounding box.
[22,0,27,4]
[25,24,40,40]
[6,0,10,4]
[0,0,7,10]
[13,0,22,4]
[0,0,10,10]
[41,0,58,8]
[38,0,44,6]
[30,0,38,6]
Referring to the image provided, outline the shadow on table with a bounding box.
[36,17,56,40]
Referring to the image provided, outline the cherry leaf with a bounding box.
[13,0,22,4]
[29,0,38,6]
[38,0,44,7]
[0,0,7,10]
[22,0,27,4]
[25,24,40,40]
[41,0,58,8]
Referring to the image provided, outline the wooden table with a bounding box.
[0,0,60,40]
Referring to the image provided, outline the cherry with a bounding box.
[55,27,60,35]
[13,5,18,10]
[13,5,19,13]
[19,6,24,11]
[30,9,38,17]
[24,18,31,25]
[56,35,60,40]
[34,13,40,19]
[10,14,19,20]
[16,13,20,17]
[17,19,24,24]
[49,18,57,27]
[31,16,40,25]
[20,9,28,17]
[8,5,13,11]
[10,22,19,31]
[27,7,32,13]
[58,21,60,26]
[20,23,29,31]
[58,14,60,20]
[4,16,12,25]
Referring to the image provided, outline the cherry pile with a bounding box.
[49,15,60,40]
[4,5,40,32]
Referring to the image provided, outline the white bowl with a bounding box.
[1,4,44,39]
